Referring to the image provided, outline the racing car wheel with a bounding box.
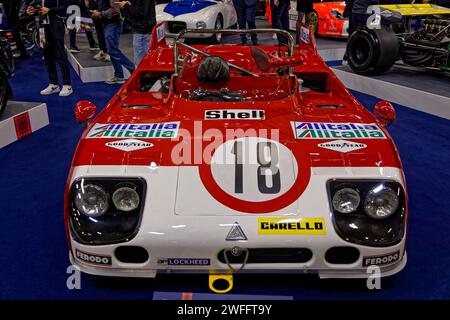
[347,26,399,75]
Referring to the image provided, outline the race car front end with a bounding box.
[67,164,407,279]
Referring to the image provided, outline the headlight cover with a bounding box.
[74,184,109,217]
[70,178,146,245]
[328,180,406,247]
[112,187,140,212]
[364,185,399,219]
[332,187,360,214]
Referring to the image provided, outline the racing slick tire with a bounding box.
[347,26,399,75]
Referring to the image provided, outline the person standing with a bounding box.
[270,0,290,45]
[88,0,110,61]
[114,0,156,66]
[296,0,314,44]
[232,0,258,45]
[68,0,99,53]
[25,0,73,96]
[91,0,135,84]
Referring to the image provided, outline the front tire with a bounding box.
[211,14,224,44]
[347,26,399,75]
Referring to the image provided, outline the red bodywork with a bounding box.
[64,23,405,244]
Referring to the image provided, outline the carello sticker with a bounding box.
[205,109,265,120]
[157,258,211,266]
[258,218,326,235]
[75,249,112,266]
[291,122,386,139]
[87,122,180,139]
[363,251,400,267]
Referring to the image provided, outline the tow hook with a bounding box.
[209,274,233,294]
[208,247,248,294]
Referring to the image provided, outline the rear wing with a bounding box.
[379,4,450,17]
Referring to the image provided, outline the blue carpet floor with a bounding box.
[0,54,449,299]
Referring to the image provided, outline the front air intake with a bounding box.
[218,248,313,264]
[115,246,149,264]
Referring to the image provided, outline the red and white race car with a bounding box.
[267,1,349,38]
[65,25,407,288]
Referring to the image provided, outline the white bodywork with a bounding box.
[69,165,407,279]
[156,0,237,38]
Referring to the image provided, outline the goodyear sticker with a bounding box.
[258,218,326,235]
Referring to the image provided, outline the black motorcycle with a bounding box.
[0,33,14,116]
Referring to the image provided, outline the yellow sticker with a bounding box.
[258,218,326,235]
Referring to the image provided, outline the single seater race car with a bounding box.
[66,24,408,291]
[156,0,237,41]
[266,1,348,37]
[347,4,450,75]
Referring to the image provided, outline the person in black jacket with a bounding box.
[25,0,73,96]
[114,0,156,66]
[91,0,135,84]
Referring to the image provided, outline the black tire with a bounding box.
[0,67,9,116]
[310,11,319,36]
[347,26,399,75]
[211,15,224,44]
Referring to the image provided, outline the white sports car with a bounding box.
[156,0,237,39]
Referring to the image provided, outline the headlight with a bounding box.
[364,185,399,219]
[196,21,207,29]
[328,180,406,247]
[332,188,360,214]
[74,184,109,217]
[112,187,140,212]
[70,178,146,245]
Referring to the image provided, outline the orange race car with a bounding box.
[266,1,349,38]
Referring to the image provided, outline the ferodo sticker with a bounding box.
[75,249,112,266]
[291,122,386,139]
[258,218,326,235]
[87,122,180,139]
[157,258,211,266]
[363,251,400,267]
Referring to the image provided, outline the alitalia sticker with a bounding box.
[87,122,180,139]
[105,139,154,152]
[258,218,326,235]
[291,122,386,139]
[318,140,367,153]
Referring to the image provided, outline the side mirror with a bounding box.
[374,100,396,127]
[75,100,97,124]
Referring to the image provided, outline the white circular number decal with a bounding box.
[210,137,298,202]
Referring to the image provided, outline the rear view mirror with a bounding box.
[374,100,396,127]
[75,100,97,124]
